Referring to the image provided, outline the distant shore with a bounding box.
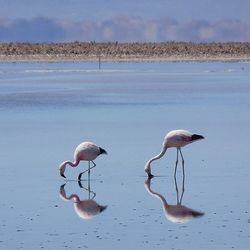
[0,42,250,62]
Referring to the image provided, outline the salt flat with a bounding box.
[0,61,250,249]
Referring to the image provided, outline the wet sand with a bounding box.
[0,42,250,62]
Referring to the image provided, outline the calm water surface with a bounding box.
[0,61,250,249]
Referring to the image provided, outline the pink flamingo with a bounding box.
[59,183,107,220]
[144,177,204,224]
[59,141,107,180]
[144,129,204,178]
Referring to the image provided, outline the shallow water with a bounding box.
[0,61,250,249]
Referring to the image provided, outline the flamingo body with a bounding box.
[74,142,102,161]
[59,141,107,179]
[74,200,107,220]
[165,204,203,224]
[163,129,193,148]
[145,129,204,177]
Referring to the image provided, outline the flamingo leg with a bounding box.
[87,172,96,200]
[180,148,185,203]
[88,172,90,199]
[78,161,97,180]
[179,147,184,164]
[174,148,185,204]
[174,148,180,204]
[180,161,185,203]
[88,161,90,180]
[78,179,96,200]
[174,148,179,177]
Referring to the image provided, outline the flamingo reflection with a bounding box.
[59,180,107,220]
[145,162,204,224]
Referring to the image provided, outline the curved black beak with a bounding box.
[60,173,66,178]
[148,173,154,179]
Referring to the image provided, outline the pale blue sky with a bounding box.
[0,0,249,42]
[1,0,249,21]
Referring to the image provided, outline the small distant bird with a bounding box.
[144,129,204,178]
[59,141,107,180]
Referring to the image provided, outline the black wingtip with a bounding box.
[99,205,108,212]
[191,134,205,141]
[99,147,107,155]
[191,210,205,218]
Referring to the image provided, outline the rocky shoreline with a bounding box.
[0,42,250,62]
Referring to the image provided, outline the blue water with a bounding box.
[0,61,250,249]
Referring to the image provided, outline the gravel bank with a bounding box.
[0,42,250,62]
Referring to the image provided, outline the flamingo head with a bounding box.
[144,162,154,179]
[59,162,67,178]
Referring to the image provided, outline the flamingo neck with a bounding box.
[145,182,168,208]
[60,159,80,170]
[65,159,80,168]
[59,159,80,177]
[60,191,80,203]
[144,147,167,172]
